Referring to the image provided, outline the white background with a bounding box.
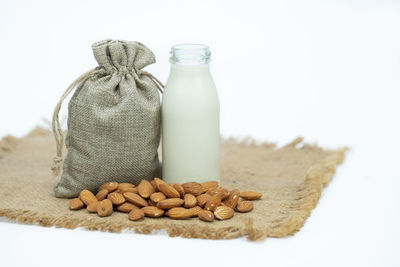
[1,0,399,266]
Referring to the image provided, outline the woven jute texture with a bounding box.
[53,39,161,198]
[0,128,346,241]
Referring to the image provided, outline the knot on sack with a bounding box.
[51,156,63,176]
[53,156,63,163]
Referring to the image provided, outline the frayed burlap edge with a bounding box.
[0,129,347,241]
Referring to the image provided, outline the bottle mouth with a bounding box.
[170,44,211,65]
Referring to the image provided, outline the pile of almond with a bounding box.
[69,178,261,222]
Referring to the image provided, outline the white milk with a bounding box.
[162,44,220,184]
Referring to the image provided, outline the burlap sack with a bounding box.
[52,40,163,198]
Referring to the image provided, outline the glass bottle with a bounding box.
[162,44,220,184]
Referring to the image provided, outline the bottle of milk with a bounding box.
[162,44,220,184]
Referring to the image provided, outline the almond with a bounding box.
[198,210,214,222]
[150,192,166,203]
[123,192,148,207]
[166,207,192,220]
[223,189,240,209]
[96,189,109,201]
[204,194,222,211]
[99,182,118,192]
[79,189,98,205]
[183,194,197,208]
[196,194,211,207]
[97,199,113,217]
[86,201,98,213]
[120,187,138,194]
[117,202,138,213]
[138,180,154,198]
[128,208,144,221]
[150,180,158,191]
[142,206,164,218]
[201,181,219,193]
[156,198,184,209]
[206,188,218,196]
[219,188,230,200]
[182,182,203,196]
[69,198,83,210]
[118,183,135,190]
[207,188,230,200]
[153,177,166,190]
[236,201,253,212]
[158,183,180,198]
[189,206,203,217]
[107,192,125,205]
[240,191,262,200]
[170,183,185,198]
[214,206,234,220]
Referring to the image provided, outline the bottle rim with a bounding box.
[170,44,211,65]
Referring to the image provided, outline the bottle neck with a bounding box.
[169,44,211,65]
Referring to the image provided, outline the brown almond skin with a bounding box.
[150,192,166,203]
[223,189,240,209]
[182,182,203,196]
[79,190,98,205]
[123,192,148,207]
[156,198,184,209]
[117,183,135,190]
[219,188,230,200]
[214,206,234,220]
[128,208,145,221]
[69,198,83,210]
[189,206,203,217]
[86,201,98,213]
[96,189,109,201]
[97,199,113,217]
[204,194,222,211]
[240,191,262,200]
[138,179,155,198]
[166,207,192,219]
[183,194,197,208]
[171,183,185,198]
[120,187,138,194]
[197,194,211,207]
[148,199,157,206]
[150,180,158,191]
[201,181,219,193]
[142,206,165,218]
[207,188,230,200]
[158,183,180,198]
[117,202,138,213]
[198,210,214,222]
[236,201,254,212]
[107,192,125,205]
[99,182,119,192]
[206,188,219,196]
[153,177,166,191]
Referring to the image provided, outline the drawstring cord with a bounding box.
[51,68,100,176]
[141,71,165,93]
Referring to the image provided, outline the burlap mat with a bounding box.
[0,127,346,241]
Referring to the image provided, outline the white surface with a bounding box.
[0,0,399,266]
